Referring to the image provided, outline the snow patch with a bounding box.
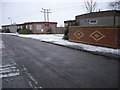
[0,40,5,49]
[22,65,42,88]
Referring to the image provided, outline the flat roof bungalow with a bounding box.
[2,22,57,34]
[75,10,120,27]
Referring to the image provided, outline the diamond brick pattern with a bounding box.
[90,31,105,41]
[74,30,84,39]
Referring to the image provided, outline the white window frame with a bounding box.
[29,25,32,30]
[89,19,98,24]
[26,25,28,29]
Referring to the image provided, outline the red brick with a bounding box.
[69,26,119,48]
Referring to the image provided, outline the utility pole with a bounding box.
[46,9,51,22]
[41,8,46,22]
[41,8,52,22]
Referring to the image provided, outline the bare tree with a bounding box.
[84,0,97,13]
[109,0,120,10]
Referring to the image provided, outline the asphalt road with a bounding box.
[2,35,119,88]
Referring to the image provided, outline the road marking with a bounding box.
[0,63,20,78]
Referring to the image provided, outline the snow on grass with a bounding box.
[1,33,119,56]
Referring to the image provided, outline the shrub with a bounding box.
[63,34,68,40]
[18,29,32,34]
[17,29,21,32]
[63,26,69,40]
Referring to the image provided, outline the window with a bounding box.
[36,24,42,30]
[89,20,97,24]
[85,19,89,22]
[45,24,49,27]
[26,25,28,29]
[29,25,32,30]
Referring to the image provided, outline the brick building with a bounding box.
[75,10,120,26]
[2,22,57,34]
[65,10,120,48]
[2,24,17,33]
[64,20,76,27]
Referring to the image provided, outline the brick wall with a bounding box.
[69,26,120,48]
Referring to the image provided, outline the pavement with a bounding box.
[1,34,119,88]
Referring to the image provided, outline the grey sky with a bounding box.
[0,0,115,28]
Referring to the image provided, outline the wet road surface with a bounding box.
[2,35,118,88]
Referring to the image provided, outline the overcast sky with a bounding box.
[0,0,115,28]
